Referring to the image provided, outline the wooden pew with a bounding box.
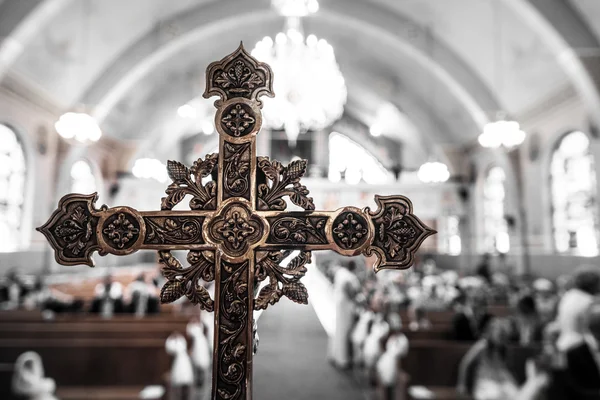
[0,310,184,322]
[402,340,541,387]
[55,386,150,400]
[397,305,511,327]
[0,320,190,340]
[0,338,170,399]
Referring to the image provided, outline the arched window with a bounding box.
[440,215,461,255]
[70,160,97,194]
[328,132,393,184]
[550,131,598,256]
[0,124,27,252]
[483,166,509,254]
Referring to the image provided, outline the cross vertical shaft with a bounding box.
[203,43,274,400]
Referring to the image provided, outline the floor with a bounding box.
[253,297,368,400]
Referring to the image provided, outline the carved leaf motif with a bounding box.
[282,251,310,276]
[158,250,215,310]
[185,284,214,312]
[282,282,309,305]
[255,284,281,310]
[191,153,218,181]
[232,343,246,359]
[161,188,186,211]
[167,160,189,182]
[254,251,311,310]
[257,157,314,211]
[160,280,184,304]
[285,159,307,182]
[257,157,280,182]
[290,185,315,210]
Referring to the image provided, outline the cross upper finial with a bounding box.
[203,42,274,107]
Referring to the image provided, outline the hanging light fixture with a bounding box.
[418,161,450,183]
[54,0,102,145]
[252,0,347,147]
[478,112,526,149]
[55,111,102,143]
[479,2,525,150]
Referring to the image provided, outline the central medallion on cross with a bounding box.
[208,201,266,258]
[37,44,436,400]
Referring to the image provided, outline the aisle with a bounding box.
[253,297,367,400]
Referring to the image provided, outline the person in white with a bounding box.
[376,333,409,399]
[330,261,361,369]
[554,265,600,352]
[363,314,390,380]
[126,273,152,317]
[351,310,374,367]
[165,332,194,400]
[12,352,58,400]
[91,274,124,318]
[186,317,211,388]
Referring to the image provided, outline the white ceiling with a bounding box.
[0,0,599,167]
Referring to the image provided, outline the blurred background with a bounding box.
[1,0,600,399]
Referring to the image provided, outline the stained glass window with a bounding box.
[0,124,26,252]
[328,132,393,184]
[483,166,509,253]
[551,131,598,256]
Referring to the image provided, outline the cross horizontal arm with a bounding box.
[36,193,216,267]
[257,194,435,270]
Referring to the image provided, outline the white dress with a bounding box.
[186,321,211,370]
[364,317,390,369]
[376,333,409,386]
[12,352,58,400]
[351,310,374,365]
[165,333,194,386]
[331,267,360,367]
[127,281,149,317]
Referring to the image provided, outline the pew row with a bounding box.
[0,338,170,399]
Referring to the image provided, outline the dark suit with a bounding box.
[547,342,600,400]
[451,312,492,341]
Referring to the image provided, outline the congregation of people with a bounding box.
[0,270,162,318]
[328,256,600,400]
[1,268,215,400]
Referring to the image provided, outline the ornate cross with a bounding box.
[38,45,435,400]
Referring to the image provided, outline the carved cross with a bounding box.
[38,44,435,400]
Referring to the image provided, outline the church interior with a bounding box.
[1,0,600,399]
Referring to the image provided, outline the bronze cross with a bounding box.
[38,44,435,400]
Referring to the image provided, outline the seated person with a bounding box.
[533,278,558,324]
[511,294,543,345]
[451,291,492,341]
[90,274,125,317]
[545,302,600,400]
[408,305,432,331]
[126,273,159,317]
[22,275,82,313]
[12,351,58,400]
[0,269,27,310]
[457,318,549,400]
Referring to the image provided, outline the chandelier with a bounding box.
[251,0,347,146]
[418,161,450,183]
[478,114,526,149]
[55,111,102,144]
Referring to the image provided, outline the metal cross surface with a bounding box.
[38,45,436,400]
